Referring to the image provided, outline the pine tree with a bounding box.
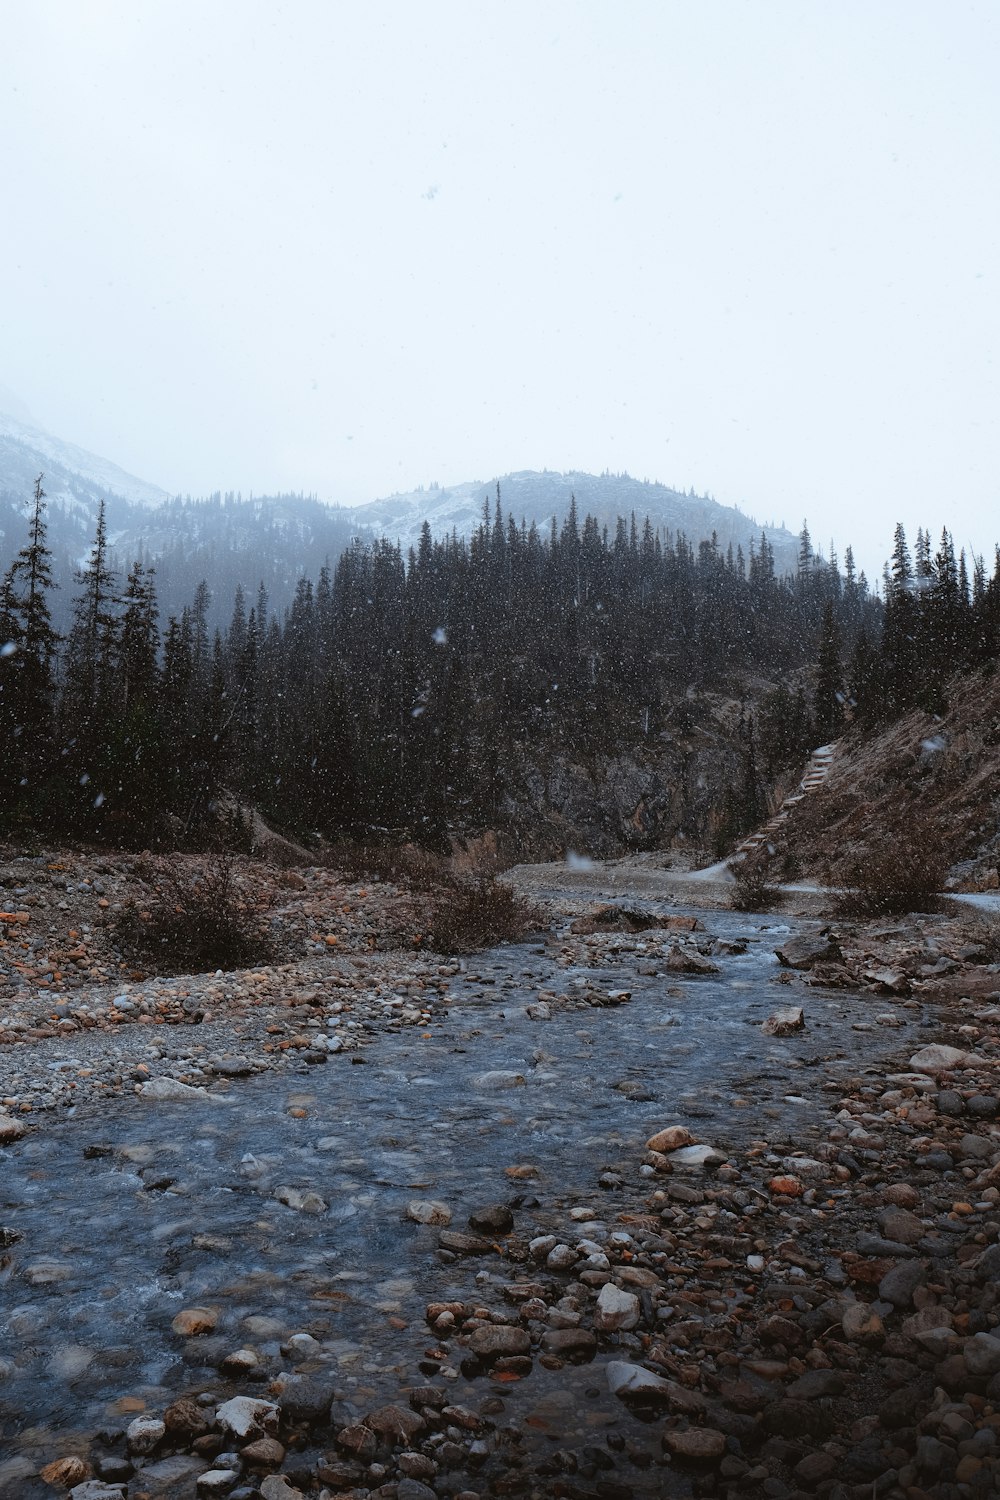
[63,499,120,759]
[0,475,60,809]
[813,600,844,739]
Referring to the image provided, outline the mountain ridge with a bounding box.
[0,408,804,631]
[344,468,801,571]
[0,408,170,511]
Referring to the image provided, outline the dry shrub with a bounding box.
[834,820,948,917]
[113,855,274,974]
[728,848,781,912]
[423,876,542,955]
[323,840,442,891]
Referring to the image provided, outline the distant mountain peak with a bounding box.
[345,468,800,570]
[0,407,169,510]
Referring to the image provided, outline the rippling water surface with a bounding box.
[0,906,921,1495]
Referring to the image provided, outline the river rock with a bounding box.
[540,1328,597,1356]
[663,1427,726,1461]
[879,1260,927,1308]
[275,1373,336,1422]
[196,1473,240,1497]
[215,1395,279,1440]
[665,944,719,974]
[40,1458,91,1487]
[468,1325,531,1362]
[468,1203,514,1233]
[962,1332,1000,1377]
[438,1229,493,1255]
[594,1283,641,1331]
[126,1414,166,1454]
[762,1006,805,1035]
[606,1361,705,1412]
[878,1206,925,1244]
[138,1077,209,1101]
[406,1199,452,1225]
[69,1485,127,1500]
[141,1455,206,1489]
[365,1403,426,1444]
[842,1304,884,1343]
[473,1070,525,1089]
[172,1306,219,1336]
[274,1185,327,1213]
[259,1475,304,1499]
[669,1143,725,1170]
[646,1125,694,1152]
[164,1396,210,1439]
[0,1114,26,1142]
[909,1044,978,1073]
[775,933,842,969]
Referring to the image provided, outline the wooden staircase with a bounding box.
[734,742,839,858]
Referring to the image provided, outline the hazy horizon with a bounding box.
[2,1,997,581]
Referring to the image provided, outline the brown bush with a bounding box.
[834,820,948,917]
[728,848,782,912]
[113,856,274,974]
[323,840,442,891]
[423,875,542,954]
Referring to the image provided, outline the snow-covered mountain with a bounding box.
[0,403,803,634]
[0,408,367,631]
[346,469,800,571]
[0,408,170,512]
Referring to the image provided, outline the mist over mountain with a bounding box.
[0,408,169,511]
[0,409,372,630]
[1,408,803,630]
[347,469,802,574]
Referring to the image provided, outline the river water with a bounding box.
[0,904,922,1496]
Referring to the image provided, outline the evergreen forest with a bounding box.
[2,478,999,853]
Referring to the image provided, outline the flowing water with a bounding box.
[0,906,923,1495]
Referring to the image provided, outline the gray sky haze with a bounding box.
[1,0,997,578]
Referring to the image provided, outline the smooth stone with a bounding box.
[663,1427,726,1461]
[963,1333,1000,1377]
[215,1396,280,1439]
[141,1455,206,1489]
[606,1361,705,1412]
[274,1186,327,1213]
[775,934,842,970]
[126,1415,166,1454]
[468,1203,514,1234]
[669,1143,725,1169]
[762,1006,805,1036]
[406,1200,452,1226]
[468,1325,531,1362]
[594,1283,641,1332]
[646,1126,695,1152]
[139,1077,209,1101]
[909,1045,978,1073]
[879,1260,928,1308]
[259,1477,304,1500]
[172,1306,219,1337]
[196,1473,240,1496]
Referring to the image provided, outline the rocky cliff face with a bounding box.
[505,729,749,859]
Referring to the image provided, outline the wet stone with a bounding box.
[663,1427,726,1461]
[468,1203,514,1234]
[468,1325,531,1362]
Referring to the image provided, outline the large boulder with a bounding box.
[775,934,843,970]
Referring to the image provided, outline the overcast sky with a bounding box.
[1,0,997,577]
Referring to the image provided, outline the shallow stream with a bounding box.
[0,906,924,1495]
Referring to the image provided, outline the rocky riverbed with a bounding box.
[3,851,1000,1500]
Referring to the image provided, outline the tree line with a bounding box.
[1,478,998,850]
